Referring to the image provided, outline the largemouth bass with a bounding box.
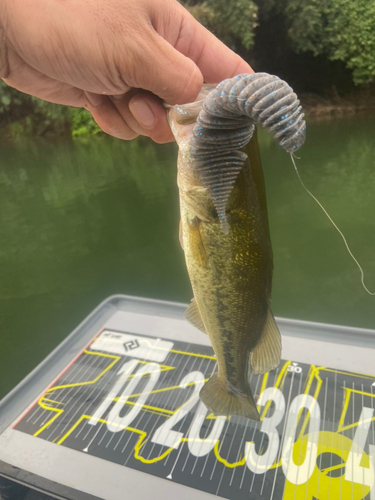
[168,73,306,421]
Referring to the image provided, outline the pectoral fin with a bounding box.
[184,189,216,222]
[184,298,207,334]
[250,310,281,375]
[188,216,208,267]
[179,220,184,250]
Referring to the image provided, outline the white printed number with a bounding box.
[245,387,285,474]
[288,363,302,374]
[345,406,374,487]
[89,362,374,490]
[282,394,321,484]
[151,371,204,449]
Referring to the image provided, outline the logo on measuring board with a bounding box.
[90,330,173,362]
[123,339,140,352]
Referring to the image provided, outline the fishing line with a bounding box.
[289,153,375,295]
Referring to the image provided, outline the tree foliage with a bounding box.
[283,0,375,85]
[0,81,34,127]
[183,0,258,53]
[0,80,100,137]
[1,0,375,137]
[186,0,375,85]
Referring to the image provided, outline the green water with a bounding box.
[0,117,374,399]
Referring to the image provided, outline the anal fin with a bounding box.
[250,310,281,375]
[184,298,207,334]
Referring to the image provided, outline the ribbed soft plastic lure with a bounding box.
[190,72,306,232]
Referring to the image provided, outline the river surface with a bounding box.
[0,116,374,399]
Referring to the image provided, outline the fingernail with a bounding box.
[85,91,104,108]
[129,99,155,128]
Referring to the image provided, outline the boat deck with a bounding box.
[1,295,374,500]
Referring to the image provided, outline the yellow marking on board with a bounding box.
[123,381,209,418]
[208,362,291,471]
[297,366,323,441]
[46,351,121,393]
[57,415,92,445]
[37,346,209,437]
[320,462,345,474]
[46,351,174,394]
[33,397,66,437]
[57,415,178,463]
[282,431,372,500]
[127,379,209,400]
[206,413,230,420]
[337,388,352,434]
[127,360,175,378]
[41,398,65,406]
[337,387,375,433]
[260,361,291,420]
[35,349,189,439]
[303,365,320,398]
[213,440,246,468]
[212,416,246,468]
[255,363,324,472]
[254,363,374,477]
[349,388,375,398]
[33,343,375,477]
[292,364,374,437]
[111,399,174,417]
[57,414,231,466]
[48,354,375,476]
[256,373,269,412]
[303,365,314,391]
[321,368,375,380]
[34,407,64,437]
[34,351,122,436]
[90,381,204,421]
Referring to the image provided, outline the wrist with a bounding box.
[0,0,9,78]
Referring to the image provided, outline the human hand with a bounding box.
[0,0,252,143]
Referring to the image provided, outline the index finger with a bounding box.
[174,11,253,84]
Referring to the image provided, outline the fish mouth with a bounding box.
[163,84,217,125]
[163,83,217,108]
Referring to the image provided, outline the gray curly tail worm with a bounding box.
[190,72,306,232]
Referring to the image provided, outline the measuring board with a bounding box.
[0,295,375,500]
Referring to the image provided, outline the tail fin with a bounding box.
[200,374,260,421]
